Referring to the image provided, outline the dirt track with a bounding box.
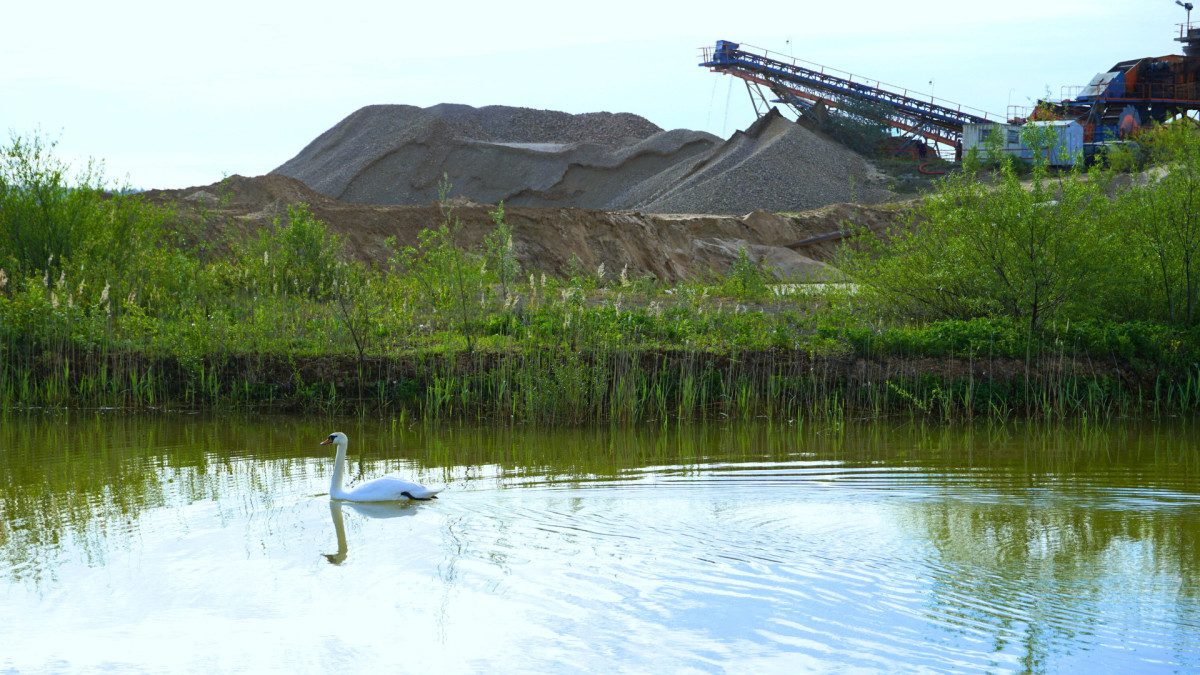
[146,174,911,283]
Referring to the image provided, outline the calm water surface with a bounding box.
[2,415,1199,673]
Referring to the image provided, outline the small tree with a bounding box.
[722,246,772,302]
[842,135,1118,332]
[392,179,483,351]
[482,201,521,304]
[333,262,385,400]
[0,131,163,301]
[1116,121,1200,325]
[238,203,346,299]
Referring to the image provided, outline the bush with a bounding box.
[0,132,167,303]
[720,246,772,302]
[1112,122,1200,326]
[235,203,347,299]
[841,145,1121,332]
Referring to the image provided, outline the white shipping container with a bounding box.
[1022,121,1084,167]
[961,121,1083,167]
[962,123,1024,158]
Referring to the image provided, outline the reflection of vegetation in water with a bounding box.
[389,418,1200,670]
[914,495,1200,670]
[4,414,1200,611]
[1,415,165,585]
[891,423,1200,670]
[0,413,335,585]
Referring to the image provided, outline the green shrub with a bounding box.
[0,132,167,306]
[236,203,346,299]
[842,152,1120,332]
[720,246,772,302]
[1112,122,1200,326]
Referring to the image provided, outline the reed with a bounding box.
[3,142,1200,423]
[5,331,1190,425]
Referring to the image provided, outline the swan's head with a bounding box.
[320,432,348,446]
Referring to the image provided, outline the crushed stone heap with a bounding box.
[273,104,895,214]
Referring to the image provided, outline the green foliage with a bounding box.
[838,317,1028,358]
[963,126,1034,174]
[1112,121,1200,325]
[0,133,102,281]
[825,99,892,155]
[1094,141,1148,173]
[0,132,167,305]
[392,180,486,351]
[236,203,346,299]
[829,120,1200,394]
[830,316,1195,365]
[6,132,1200,422]
[482,201,521,302]
[720,246,772,302]
[843,152,1117,332]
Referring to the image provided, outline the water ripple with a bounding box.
[422,457,1200,672]
[6,419,1200,673]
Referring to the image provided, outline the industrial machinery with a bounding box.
[700,3,1200,161]
[1017,18,1200,144]
[699,40,1001,151]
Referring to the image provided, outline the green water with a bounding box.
[2,414,1198,673]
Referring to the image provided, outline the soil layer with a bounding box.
[146,173,910,282]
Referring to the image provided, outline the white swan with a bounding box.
[321,431,443,501]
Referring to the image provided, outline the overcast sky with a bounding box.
[3,0,1193,189]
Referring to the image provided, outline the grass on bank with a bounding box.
[2,125,1200,423]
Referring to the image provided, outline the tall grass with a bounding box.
[1,232,1196,423]
[3,133,1200,423]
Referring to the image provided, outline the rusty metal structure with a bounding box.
[701,7,1200,158]
[1018,22,1200,142]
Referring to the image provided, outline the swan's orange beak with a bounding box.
[320,438,333,445]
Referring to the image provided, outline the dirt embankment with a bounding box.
[145,174,911,283]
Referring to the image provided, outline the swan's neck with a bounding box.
[330,442,350,499]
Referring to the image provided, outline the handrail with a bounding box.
[700,42,1002,125]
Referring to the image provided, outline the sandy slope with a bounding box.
[145,174,909,283]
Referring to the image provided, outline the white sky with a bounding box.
[3,0,1192,189]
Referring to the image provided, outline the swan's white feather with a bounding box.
[341,476,442,501]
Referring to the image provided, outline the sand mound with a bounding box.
[145,174,911,283]
[272,104,896,215]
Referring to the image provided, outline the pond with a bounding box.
[2,414,1199,673]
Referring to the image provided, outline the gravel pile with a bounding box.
[419,104,664,147]
[629,108,894,213]
[273,104,719,208]
[272,104,895,214]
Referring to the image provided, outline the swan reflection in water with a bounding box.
[324,500,420,565]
